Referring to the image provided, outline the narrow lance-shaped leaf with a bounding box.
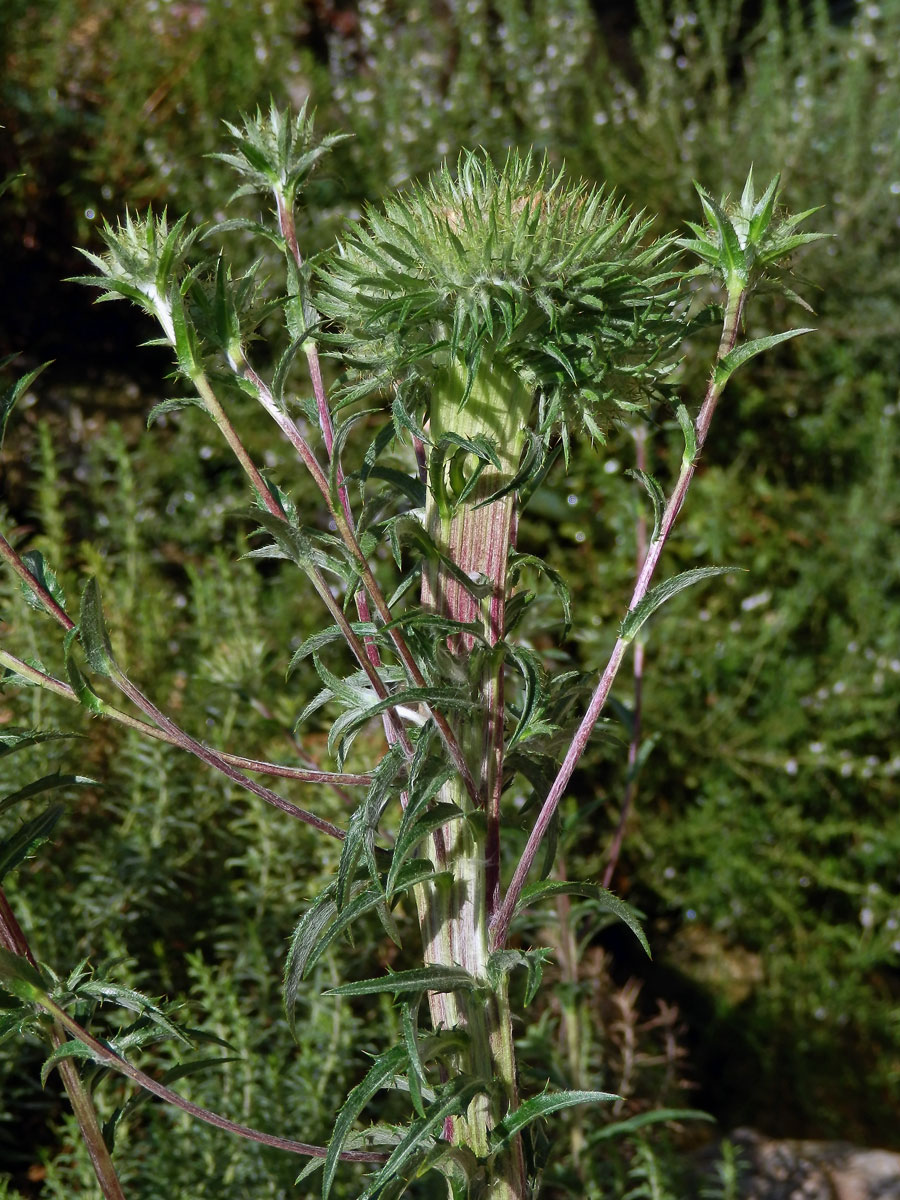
[592,1107,714,1143]
[627,469,666,544]
[401,1003,427,1119]
[284,887,341,1039]
[18,550,68,617]
[620,566,744,644]
[358,1078,485,1200]
[287,622,378,675]
[77,981,192,1045]
[40,1037,102,1086]
[0,728,83,759]
[0,360,52,452]
[303,861,440,980]
[63,631,112,717]
[0,804,65,882]
[385,782,459,899]
[321,1046,409,1198]
[714,328,815,390]
[486,948,552,1007]
[675,404,697,466]
[321,1033,466,1200]
[489,1089,619,1154]
[513,880,651,957]
[748,173,781,244]
[0,774,95,817]
[0,947,47,1003]
[325,964,479,999]
[78,578,119,678]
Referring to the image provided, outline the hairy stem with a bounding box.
[603,423,649,890]
[39,994,386,1163]
[0,647,370,786]
[493,289,747,949]
[0,890,127,1199]
[415,358,531,1192]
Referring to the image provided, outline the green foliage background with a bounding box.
[1,0,899,1195]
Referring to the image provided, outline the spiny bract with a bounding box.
[316,149,685,444]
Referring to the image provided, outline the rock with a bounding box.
[722,1129,900,1200]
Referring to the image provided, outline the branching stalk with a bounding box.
[0,890,127,1200]
[39,993,387,1163]
[492,288,748,949]
[0,647,370,786]
[603,423,649,890]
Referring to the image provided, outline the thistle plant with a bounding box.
[0,107,824,1198]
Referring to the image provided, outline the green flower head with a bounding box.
[316,149,684,444]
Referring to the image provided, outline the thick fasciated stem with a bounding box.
[415,358,531,1193]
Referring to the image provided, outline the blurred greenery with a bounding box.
[1,0,899,1195]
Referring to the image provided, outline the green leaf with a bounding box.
[325,964,478,999]
[401,1004,427,1119]
[486,948,552,1007]
[748,174,781,244]
[590,1107,713,1144]
[507,552,571,632]
[323,1044,409,1200]
[170,290,198,377]
[694,184,747,286]
[0,1004,41,1046]
[0,803,65,882]
[18,550,68,616]
[325,684,470,769]
[385,799,461,901]
[505,645,546,751]
[626,469,666,544]
[620,566,744,643]
[358,1077,484,1200]
[514,881,651,957]
[490,1089,619,1153]
[40,1037,102,1086]
[333,752,401,910]
[146,396,207,427]
[0,773,95,817]
[0,360,52,452]
[77,981,191,1045]
[287,622,378,675]
[361,466,427,509]
[78,579,119,678]
[303,861,440,979]
[0,728,83,758]
[714,328,815,389]
[0,947,47,1002]
[674,404,697,466]
[283,886,341,1039]
[63,633,110,717]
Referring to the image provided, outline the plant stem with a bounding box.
[603,423,649,890]
[0,647,370,786]
[492,288,747,949]
[415,358,531,1193]
[38,994,386,1163]
[0,889,127,1200]
[231,332,477,793]
[176,371,416,756]
[0,533,73,628]
[108,667,349,837]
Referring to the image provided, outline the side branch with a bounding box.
[0,648,370,787]
[492,290,748,948]
[40,993,387,1163]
